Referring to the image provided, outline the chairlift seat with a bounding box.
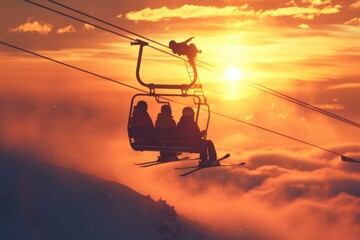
[128,127,203,153]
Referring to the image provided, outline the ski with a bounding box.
[135,157,190,166]
[176,162,245,170]
[139,157,191,168]
[179,162,245,177]
[341,155,360,163]
[174,153,230,169]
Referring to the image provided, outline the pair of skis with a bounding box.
[135,153,245,176]
[135,156,198,167]
[176,153,245,176]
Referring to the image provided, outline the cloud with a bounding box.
[313,104,345,110]
[301,0,333,6]
[349,0,360,9]
[298,23,310,29]
[2,77,360,239]
[253,167,360,203]
[214,20,257,28]
[344,17,360,26]
[125,3,341,22]
[82,23,96,31]
[161,144,360,239]
[327,83,360,90]
[125,4,252,22]
[56,25,76,34]
[10,19,53,35]
[261,5,341,19]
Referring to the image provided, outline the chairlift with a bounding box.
[128,39,210,154]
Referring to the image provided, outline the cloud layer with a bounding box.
[10,19,53,35]
[1,79,359,239]
[126,4,251,22]
[56,25,76,34]
[125,2,341,22]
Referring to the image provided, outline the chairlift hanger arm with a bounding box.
[131,39,199,93]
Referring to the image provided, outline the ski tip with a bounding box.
[341,155,360,163]
[179,172,193,177]
[139,164,158,168]
[239,162,246,166]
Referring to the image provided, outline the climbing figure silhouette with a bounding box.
[169,37,201,66]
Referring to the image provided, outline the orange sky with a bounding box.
[1,0,360,239]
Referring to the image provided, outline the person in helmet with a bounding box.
[177,106,219,167]
[155,105,176,129]
[129,100,154,144]
[155,104,178,162]
[169,37,201,66]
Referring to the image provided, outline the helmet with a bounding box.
[182,107,195,117]
[136,100,147,111]
[161,105,172,114]
[169,40,176,48]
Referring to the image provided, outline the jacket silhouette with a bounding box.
[177,107,218,165]
[129,100,154,144]
[155,105,176,129]
[155,105,178,161]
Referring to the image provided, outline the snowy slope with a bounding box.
[0,151,210,240]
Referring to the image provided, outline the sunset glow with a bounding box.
[225,67,242,81]
[1,0,360,239]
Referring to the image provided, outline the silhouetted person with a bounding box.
[129,100,154,144]
[169,37,201,66]
[177,107,219,166]
[155,104,178,162]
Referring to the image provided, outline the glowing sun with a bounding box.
[225,67,242,81]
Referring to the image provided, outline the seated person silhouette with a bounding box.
[155,104,178,162]
[177,107,220,167]
[169,37,201,66]
[129,100,154,144]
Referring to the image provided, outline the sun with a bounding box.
[225,67,242,81]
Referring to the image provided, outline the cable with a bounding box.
[1,40,357,162]
[245,81,360,128]
[23,0,135,41]
[48,0,169,49]
[48,0,222,71]
[47,0,223,71]
[0,41,146,93]
[26,0,360,129]
[196,65,360,128]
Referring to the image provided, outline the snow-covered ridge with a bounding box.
[0,152,209,240]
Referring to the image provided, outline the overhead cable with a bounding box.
[24,0,360,129]
[46,0,222,71]
[1,40,358,163]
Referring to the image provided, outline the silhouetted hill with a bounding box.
[0,151,210,240]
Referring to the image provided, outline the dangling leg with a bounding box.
[205,140,220,166]
[188,43,201,58]
[199,141,209,167]
[158,151,167,162]
[187,56,196,67]
[158,151,177,162]
[187,44,201,67]
[205,140,217,161]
